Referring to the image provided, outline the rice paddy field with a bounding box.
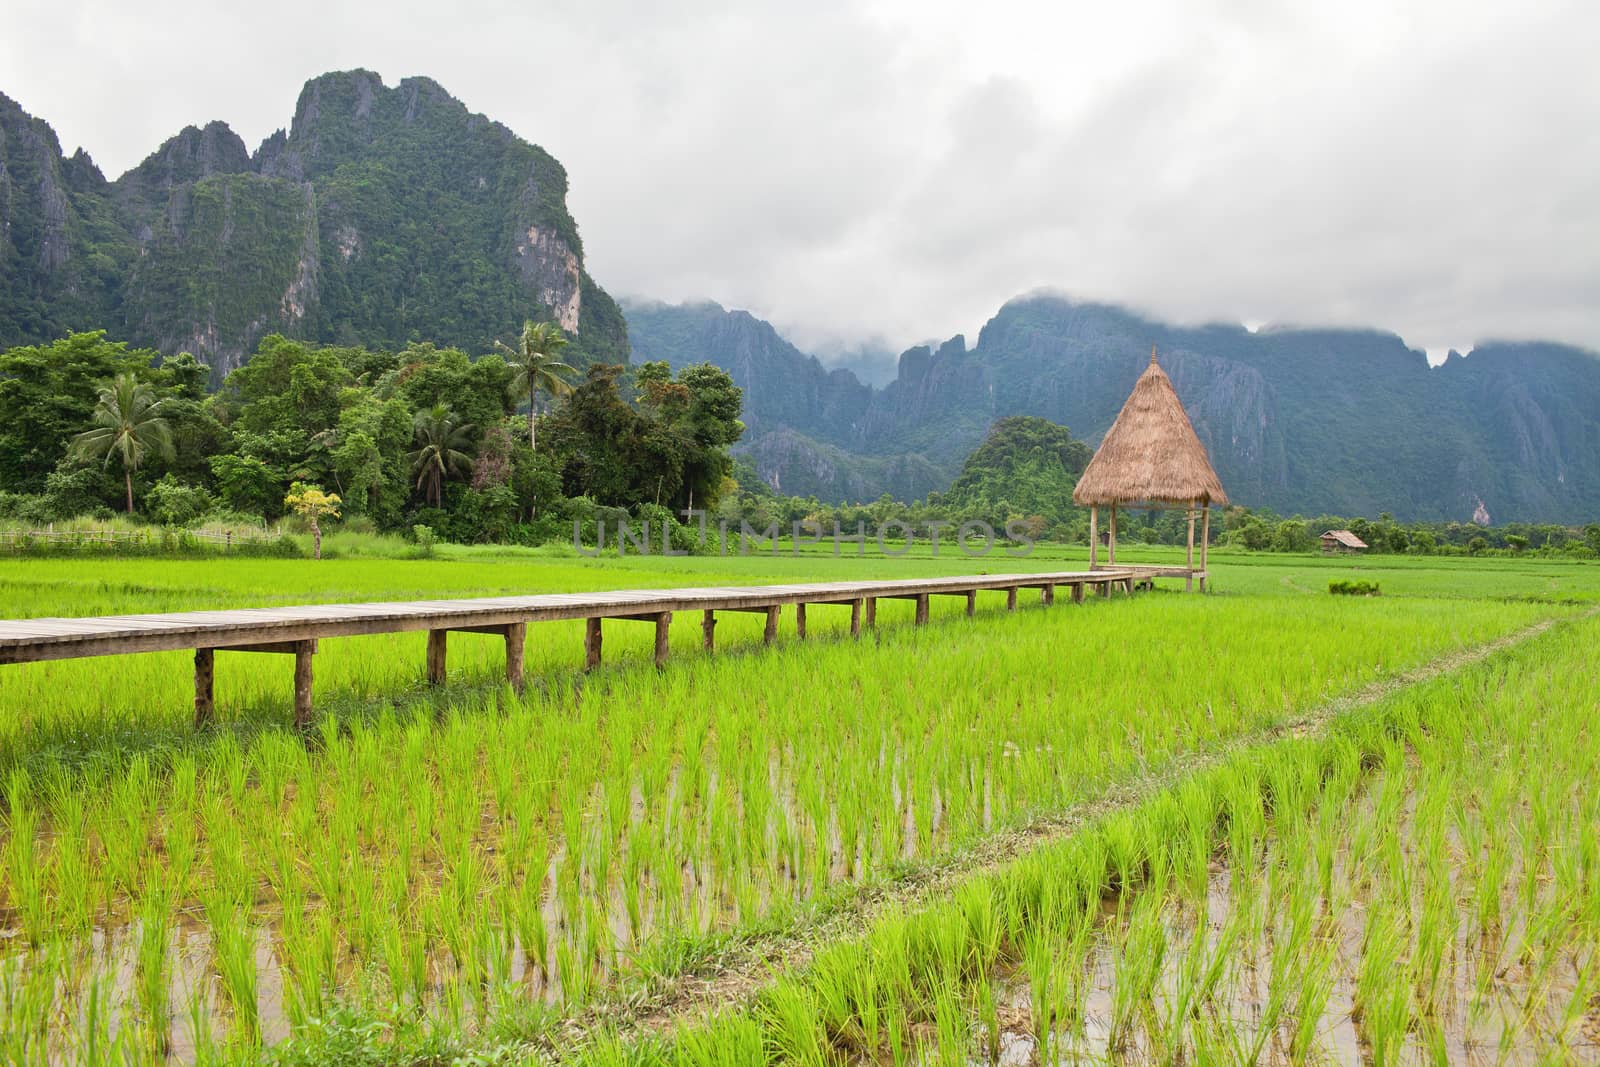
[0,545,1596,1064]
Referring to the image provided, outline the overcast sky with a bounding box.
[5,0,1597,366]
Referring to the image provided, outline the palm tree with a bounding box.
[496,319,576,452]
[68,374,175,514]
[407,404,474,507]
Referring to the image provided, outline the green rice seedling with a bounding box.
[1022,923,1056,1054]
[672,1010,765,1067]
[135,876,174,1055]
[974,978,1001,1065]
[205,896,260,1045]
[758,982,830,1067]
[930,981,968,1067]
[1,782,48,946]
[0,941,61,1058]
[1108,885,1167,1051]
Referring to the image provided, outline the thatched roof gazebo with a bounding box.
[1073,346,1228,591]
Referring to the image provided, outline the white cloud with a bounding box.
[4,0,1596,360]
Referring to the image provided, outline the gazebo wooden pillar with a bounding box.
[1186,505,1195,592]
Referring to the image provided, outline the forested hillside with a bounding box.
[0,72,627,383]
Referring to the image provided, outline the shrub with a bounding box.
[145,475,214,527]
[410,525,437,557]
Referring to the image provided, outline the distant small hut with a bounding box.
[1320,530,1368,555]
[1073,346,1228,592]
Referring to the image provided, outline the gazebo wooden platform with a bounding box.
[1073,347,1229,592]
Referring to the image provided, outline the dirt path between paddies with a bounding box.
[541,609,1586,1057]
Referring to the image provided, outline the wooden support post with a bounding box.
[293,641,314,728]
[426,629,447,685]
[654,612,671,668]
[764,605,780,645]
[964,590,976,617]
[914,594,930,625]
[702,610,717,651]
[849,599,862,637]
[1098,579,1111,598]
[864,597,877,628]
[1042,584,1055,606]
[795,603,808,639]
[193,648,214,728]
[1071,582,1084,604]
[1186,505,1196,593]
[1201,504,1211,593]
[1005,587,1017,611]
[1109,504,1118,566]
[584,617,603,670]
[1089,505,1098,568]
[505,622,526,693]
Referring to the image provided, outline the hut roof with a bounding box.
[1321,530,1368,549]
[1072,348,1229,507]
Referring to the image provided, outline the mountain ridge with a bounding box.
[625,295,1600,523]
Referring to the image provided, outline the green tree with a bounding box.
[0,332,152,492]
[407,405,474,508]
[496,320,576,452]
[209,454,285,518]
[68,374,175,514]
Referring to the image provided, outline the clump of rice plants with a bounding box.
[1329,578,1382,595]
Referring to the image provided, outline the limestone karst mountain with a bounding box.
[0,71,627,382]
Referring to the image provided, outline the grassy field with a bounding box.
[0,547,1595,1064]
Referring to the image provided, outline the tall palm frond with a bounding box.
[68,374,174,514]
[406,403,475,507]
[495,320,576,452]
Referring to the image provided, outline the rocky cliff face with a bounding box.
[625,296,1600,522]
[0,73,628,380]
[0,92,131,345]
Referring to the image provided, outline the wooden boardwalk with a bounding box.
[0,569,1145,727]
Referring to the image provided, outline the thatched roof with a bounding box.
[1321,530,1368,549]
[1072,348,1229,507]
